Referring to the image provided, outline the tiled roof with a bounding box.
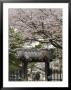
[17,48,48,61]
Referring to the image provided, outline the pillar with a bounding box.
[22,60,28,81]
[45,61,50,81]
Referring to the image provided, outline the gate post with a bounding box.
[23,61,28,80]
[22,60,28,81]
[45,61,50,81]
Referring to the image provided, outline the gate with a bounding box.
[9,48,62,81]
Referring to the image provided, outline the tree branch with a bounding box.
[23,37,62,49]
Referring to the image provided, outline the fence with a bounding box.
[48,69,62,81]
[9,68,62,81]
[9,70,22,81]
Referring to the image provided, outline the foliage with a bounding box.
[9,9,62,49]
[9,9,62,70]
[9,27,24,71]
[35,43,42,48]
